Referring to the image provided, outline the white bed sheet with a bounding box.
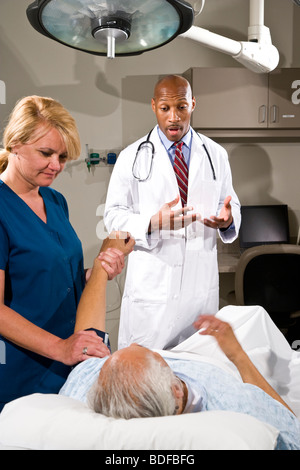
[170,305,300,418]
[0,304,298,450]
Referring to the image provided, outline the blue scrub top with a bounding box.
[0,181,85,411]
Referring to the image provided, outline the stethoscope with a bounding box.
[132,128,216,182]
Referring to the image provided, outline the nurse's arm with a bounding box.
[0,234,134,366]
[0,269,99,365]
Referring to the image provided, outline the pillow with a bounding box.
[0,394,278,450]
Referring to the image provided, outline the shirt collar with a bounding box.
[157,126,192,151]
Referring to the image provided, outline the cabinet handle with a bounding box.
[270,105,278,123]
[259,105,267,123]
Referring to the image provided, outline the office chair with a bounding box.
[235,244,300,343]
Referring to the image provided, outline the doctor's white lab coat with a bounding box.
[104,126,241,349]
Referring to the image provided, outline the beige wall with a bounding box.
[1,0,300,349]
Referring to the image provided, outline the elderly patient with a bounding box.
[60,232,300,451]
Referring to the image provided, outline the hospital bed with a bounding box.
[0,305,299,450]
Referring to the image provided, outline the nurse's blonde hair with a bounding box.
[0,95,81,173]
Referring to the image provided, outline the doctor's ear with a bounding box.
[151,98,156,113]
[191,96,196,112]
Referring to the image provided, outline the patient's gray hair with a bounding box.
[88,355,178,419]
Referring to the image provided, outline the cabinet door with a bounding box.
[268,68,300,128]
[189,68,269,129]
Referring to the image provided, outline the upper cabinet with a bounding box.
[268,69,300,128]
[184,68,300,139]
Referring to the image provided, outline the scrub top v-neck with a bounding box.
[0,180,85,411]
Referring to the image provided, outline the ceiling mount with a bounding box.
[92,15,132,42]
[180,0,279,73]
[91,14,132,57]
[26,0,195,59]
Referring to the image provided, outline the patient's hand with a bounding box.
[194,315,244,364]
[194,315,296,414]
[97,231,135,280]
[100,231,135,256]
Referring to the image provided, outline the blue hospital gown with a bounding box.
[60,355,300,450]
[0,181,85,412]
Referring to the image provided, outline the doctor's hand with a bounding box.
[203,195,233,231]
[148,195,201,233]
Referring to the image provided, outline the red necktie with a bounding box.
[173,141,188,206]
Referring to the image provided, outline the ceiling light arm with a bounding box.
[180,0,279,73]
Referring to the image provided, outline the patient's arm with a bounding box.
[194,315,295,415]
[0,233,134,366]
[74,232,135,333]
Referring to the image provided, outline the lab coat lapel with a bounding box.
[187,130,207,198]
[186,130,220,245]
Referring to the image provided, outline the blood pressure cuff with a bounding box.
[85,328,111,353]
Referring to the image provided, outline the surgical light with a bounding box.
[26,0,195,59]
[26,0,280,73]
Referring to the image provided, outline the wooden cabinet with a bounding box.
[184,67,300,138]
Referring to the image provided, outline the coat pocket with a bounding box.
[129,251,170,303]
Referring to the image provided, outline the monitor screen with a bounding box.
[239,205,290,249]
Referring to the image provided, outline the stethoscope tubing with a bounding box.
[132,128,216,182]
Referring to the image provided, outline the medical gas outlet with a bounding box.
[85,144,116,171]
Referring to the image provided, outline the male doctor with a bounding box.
[104,75,241,350]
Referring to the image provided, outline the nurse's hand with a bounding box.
[203,195,233,230]
[148,195,201,233]
[56,330,111,366]
[97,248,125,280]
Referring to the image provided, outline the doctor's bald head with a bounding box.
[151,75,196,142]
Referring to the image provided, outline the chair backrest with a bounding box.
[235,244,300,314]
